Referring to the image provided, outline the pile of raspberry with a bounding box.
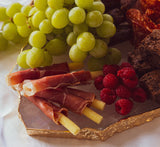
[94,62,147,115]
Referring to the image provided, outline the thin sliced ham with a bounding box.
[34,88,92,114]
[25,95,68,125]
[8,62,69,86]
[23,70,92,96]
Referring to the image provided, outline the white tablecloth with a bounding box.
[1,0,160,147]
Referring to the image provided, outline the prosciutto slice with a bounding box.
[8,62,69,86]
[23,70,92,96]
[35,88,91,114]
[25,95,68,125]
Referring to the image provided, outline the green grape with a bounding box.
[29,31,46,48]
[0,33,8,51]
[32,11,46,28]
[39,19,53,34]
[96,21,116,38]
[48,0,64,9]
[17,50,30,69]
[21,5,32,16]
[17,24,32,38]
[66,32,78,46]
[69,7,86,24]
[77,32,95,52]
[34,0,48,10]
[69,44,87,62]
[87,56,106,71]
[2,23,18,41]
[73,23,88,34]
[52,27,64,35]
[65,25,73,34]
[12,34,24,44]
[26,47,45,68]
[0,7,9,21]
[6,3,22,18]
[28,7,38,16]
[75,0,93,9]
[51,8,69,29]
[1,20,11,30]
[103,14,114,23]
[89,39,108,58]
[86,10,103,28]
[45,38,67,56]
[105,48,121,64]
[64,0,74,5]
[42,51,53,66]
[45,7,56,20]
[13,12,27,26]
[87,1,105,13]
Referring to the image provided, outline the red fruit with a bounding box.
[103,64,119,75]
[115,99,133,115]
[122,77,138,89]
[94,75,104,90]
[103,73,119,89]
[120,62,133,69]
[132,87,147,102]
[100,88,117,105]
[116,85,131,99]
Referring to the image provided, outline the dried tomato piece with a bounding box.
[145,9,160,24]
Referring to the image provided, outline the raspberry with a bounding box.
[115,99,133,115]
[117,67,138,88]
[94,75,104,90]
[100,88,117,105]
[103,64,119,75]
[132,87,147,103]
[120,62,133,69]
[116,85,131,99]
[103,73,119,89]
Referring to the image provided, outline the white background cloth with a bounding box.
[1,0,160,147]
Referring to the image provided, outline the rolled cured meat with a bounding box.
[8,62,69,86]
[25,95,68,125]
[23,70,92,96]
[35,88,92,114]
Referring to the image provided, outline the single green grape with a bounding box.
[66,32,78,46]
[39,19,53,34]
[32,11,46,28]
[21,5,32,16]
[73,23,88,34]
[26,47,45,68]
[69,7,86,24]
[64,25,73,34]
[1,20,11,30]
[87,1,105,13]
[13,12,27,26]
[77,32,95,52]
[2,23,18,41]
[75,0,93,9]
[17,50,30,69]
[28,7,38,16]
[64,0,74,5]
[52,8,69,29]
[89,39,108,58]
[34,0,48,10]
[105,48,121,64]
[0,7,9,21]
[69,44,87,62]
[45,7,56,20]
[86,10,103,28]
[48,0,64,9]
[103,14,114,23]
[17,24,32,38]
[6,3,22,18]
[45,38,67,56]
[52,27,64,35]
[96,21,116,38]
[29,31,46,48]
[42,51,53,66]
[0,33,8,51]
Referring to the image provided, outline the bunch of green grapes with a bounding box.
[0,0,121,70]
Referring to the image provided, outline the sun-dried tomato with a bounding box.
[145,9,160,24]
